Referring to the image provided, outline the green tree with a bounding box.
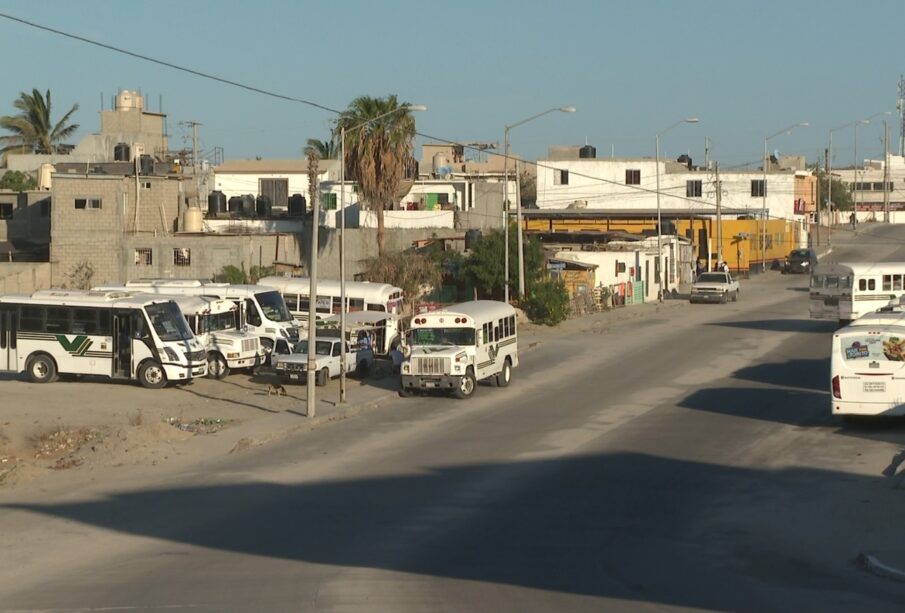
[818,171,854,212]
[522,278,570,326]
[359,251,441,315]
[0,89,79,155]
[0,170,37,191]
[463,223,545,300]
[303,138,337,160]
[334,95,417,256]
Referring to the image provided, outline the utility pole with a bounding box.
[897,75,905,156]
[305,153,320,417]
[715,162,723,265]
[825,147,832,248]
[884,120,891,222]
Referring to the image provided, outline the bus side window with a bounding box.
[895,275,903,292]
[858,279,866,291]
[245,299,262,326]
[883,275,892,291]
[868,279,876,291]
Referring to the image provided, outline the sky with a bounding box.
[1,0,902,170]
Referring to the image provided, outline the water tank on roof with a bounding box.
[432,152,449,177]
[677,154,693,170]
[115,90,144,111]
[138,154,154,175]
[228,196,243,214]
[182,206,203,233]
[256,194,272,218]
[579,144,597,159]
[208,190,226,217]
[288,193,307,217]
[114,142,130,162]
[38,163,55,190]
[240,194,255,218]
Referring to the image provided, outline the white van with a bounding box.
[400,300,518,399]
[830,304,905,416]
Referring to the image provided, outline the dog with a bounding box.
[267,383,288,397]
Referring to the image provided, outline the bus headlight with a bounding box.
[163,347,179,361]
[402,363,410,374]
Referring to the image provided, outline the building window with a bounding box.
[134,248,153,266]
[173,248,191,266]
[321,192,337,210]
[751,180,766,198]
[260,178,289,208]
[686,180,702,198]
[0,202,12,219]
[142,181,152,189]
[75,197,102,210]
[626,169,641,185]
[554,170,569,185]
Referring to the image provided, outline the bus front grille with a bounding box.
[414,357,449,375]
[184,350,206,363]
[242,338,259,353]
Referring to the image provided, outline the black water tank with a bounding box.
[255,194,272,218]
[465,229,483,250]
[114,142,130,162]
[139,154,154,175]
[240,194,255,218]
[579,144,597,159]
[228,196,243,214]
[677,154,693,170]
[288,193,307,217]
[208,190,226,217]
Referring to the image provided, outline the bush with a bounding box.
[522,278,570,326]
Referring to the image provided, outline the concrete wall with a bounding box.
[0,263,51,293]
[0,191,51,247]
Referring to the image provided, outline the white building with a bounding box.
[832,154,905,222]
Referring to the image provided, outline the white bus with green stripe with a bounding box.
[400,300,518,399]
[0,290,207,388]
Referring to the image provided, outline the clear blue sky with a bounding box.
[1,0,902,169]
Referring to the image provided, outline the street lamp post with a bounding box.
[828,120,867,245]
[851,112,892,222]
[761,122,808,272]
[655,118,698,299]
[338,103,426,403]
[503,106,575,302]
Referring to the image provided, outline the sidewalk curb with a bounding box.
[856,552,905,583]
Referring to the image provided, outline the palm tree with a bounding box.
[334,95,417,256]
[0,89,79,155]
[303,137,337,160]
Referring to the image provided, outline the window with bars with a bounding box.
[625,169,641,185]
[173,248,191,266]
[553,170,569,185]
[134,248,153,266]
[75,197,102,210]
[686,180,702,197]
[751,180,766,198]
[0,202,12,219]
[321,193,338,210]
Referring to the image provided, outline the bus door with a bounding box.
[112,311,134,378]
[0,306,16,371]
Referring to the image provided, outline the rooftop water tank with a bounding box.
[579,145,597,159]
[38,163,56,190]
[115,90,144,111]
[288,193,307,217]
[138,154,154,175]
[182,206,203,233]
[114,142,130,162]
[228,196,243,215]
[208,190,226,217]
[256,194,272,218]
[432,152,449,177]
[240,194,255,218]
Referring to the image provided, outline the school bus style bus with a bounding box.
[810,262,905,324]
[257,275,404,355]
[400,300,518,399]
[108,280,299,359]
[0,290,207,388]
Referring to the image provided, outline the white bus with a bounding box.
[110,280,299,359]
[257,276,404,354]
[810,262,905,324]
[400,300,518,399]
[0,290,207,388]
[149,295,264,379]
[830,304,905,416]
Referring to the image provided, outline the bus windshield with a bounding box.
[410,327,475,346]
[146,302,193,342]
[198,311,237,334]
[256,290,292,323]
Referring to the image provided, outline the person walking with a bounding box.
[850,212,857,230]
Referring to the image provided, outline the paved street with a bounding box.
[1,225,905,611]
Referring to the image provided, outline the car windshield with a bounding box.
[790,250,811,260]
[145,301,194,342]
[696,273,727,283]
[255,290,292,323]
[410,327,476,346]
[292,340,334,356]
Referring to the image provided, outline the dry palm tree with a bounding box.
[0,89,79,155]
[334,95,417,256]
[303,137,337,160]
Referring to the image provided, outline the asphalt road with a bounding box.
[2,225,905,611]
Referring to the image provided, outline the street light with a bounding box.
[655,117,698,299]
[852,111,891,219]
[336,103,426,403]
[761,122,808,272]
[503,106,576,302]
[828,119,867,246]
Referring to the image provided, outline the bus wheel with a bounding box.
[453,369,476,399]
[208,352,230,379]
[398,384,414,398]
[138,361,167,389]
[316,368,329,387]
[495,358,512,388]
[26,353,57,384]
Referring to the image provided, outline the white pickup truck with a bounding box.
[273,337,374,386]
[690,271,740,304]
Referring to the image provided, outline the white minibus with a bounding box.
[810,262,905,324]
[0,289,207,388]
[257,275,403,354]
[110,280,299,359]
[831,304,905,416]
[400,300,518,399]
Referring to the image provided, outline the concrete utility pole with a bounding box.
[305,154,320,417]
[715,162,723,265]
[884,120,891,222]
